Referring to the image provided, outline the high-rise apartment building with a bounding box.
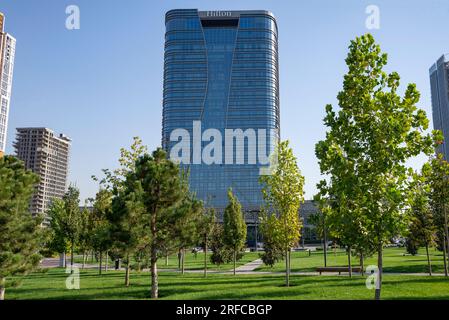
[14,128,71,223]
[0,12,16,157]
[162,9,280,223]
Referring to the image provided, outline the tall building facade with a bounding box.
[0,13,16,157]
[14,128,71,224]
[162,9,280,218]
[430,54,449,159]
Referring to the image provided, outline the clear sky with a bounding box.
[1,0,449,202]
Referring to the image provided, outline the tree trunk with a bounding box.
[425,242,432,276]
[443,236,448,277]
[150,209,159,299]
[360,252,365,276]
[105,251,109,272]
[233,249,236,276]
[375,243,383,300]
[0,277,5,300]
[165,253,169,266]
[70,240,74,274]
[125,254,130,287]
[59,252,66,268]
[289,249,292,274]
[255,222,258,252]
[347,246,352,278]
[285,249,290,287]
[323,228,328,267]
[444,205,449,275]
[82,251,86,269]
[151,246,158,299]
[99,251,103,275]
[178,249,181,271]
[181,248,185,275]
[204,236,208,278]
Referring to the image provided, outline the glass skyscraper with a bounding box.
[162,9,280,218]
[0,12,16,157]
[430,54,449,159]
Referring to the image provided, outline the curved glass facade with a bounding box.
[162,9,280,214]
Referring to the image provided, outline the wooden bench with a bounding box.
[316,266,362,275]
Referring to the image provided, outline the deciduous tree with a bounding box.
[315,34,437,299]
[424,153,449,276]
[259,140,305,287]
[223,189,247,276]
[407,168,436,275]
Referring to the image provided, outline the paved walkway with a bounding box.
[235,259,263,272]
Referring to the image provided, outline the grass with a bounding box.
[255,247,448,274]
[72,251,261,272]
[6,268,449,300]
[8,247,448,300]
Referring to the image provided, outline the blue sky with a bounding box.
[1,0,448,202]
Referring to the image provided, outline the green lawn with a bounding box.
[6,268,449,300]
[72,251,261,272]
[255,247,447,274]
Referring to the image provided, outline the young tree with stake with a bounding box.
[259,140,305,287]
[315,34,437,299]
[223,189,247,276]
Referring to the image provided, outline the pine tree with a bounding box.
[0,156,42,300]
[133,148,186,299]
[173,193,203,275]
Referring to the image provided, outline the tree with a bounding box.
[92,137,148,272]
[78,203,92,269]
[0,156,42,300]
[259,213,284,268]
[133,148,187,299]
[47,186,83,273]
[223,189,247,276]
[424,153,449,276]
[210,224,233,268]
[109,178,147,286]
[309,202,330,267]
[317,192,370,278]
[47,199,69,266]
[91,189,112,275]
[406,168,435,275]
[93,136,148,191]
[62,186,82,273]
[405,238,419,256]
[198,208,216,277]
[170,191,203,275]
[259,140,305,287]
[315,34,437,299]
